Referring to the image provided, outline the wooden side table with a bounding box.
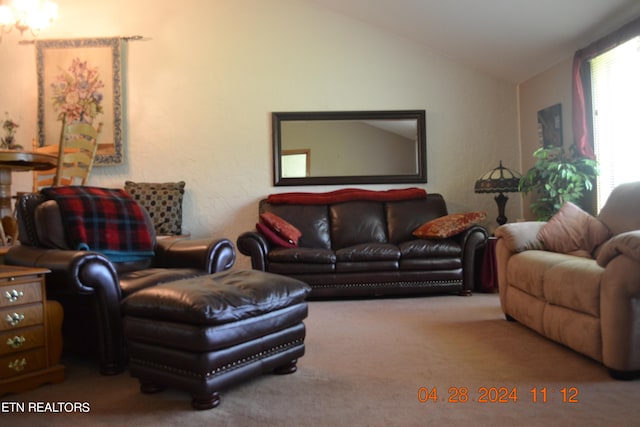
[0,265,64,396]
[0,150,57,218]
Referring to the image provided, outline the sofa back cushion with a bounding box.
[598,181,640,236]
[330,201,388,249]
[386,194,448,243]
[260,200,331,249]
[34,200,67,249]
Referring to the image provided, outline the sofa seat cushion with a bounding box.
[336,260,399,273]
[396,240,462,270]
[399,239,462,258]
[400,258,462,270]
[332,243,399,273]
[542,257,603,317]
[508,250,603,317]
[335,243,400,262]
[506,250,572,298]
[268,247,336,264]
[267,247,336,274]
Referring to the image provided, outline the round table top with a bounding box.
[0,150,57,172]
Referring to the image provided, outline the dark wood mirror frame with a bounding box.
[272,110,427,186]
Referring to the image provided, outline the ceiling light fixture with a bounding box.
[0,0,58,40]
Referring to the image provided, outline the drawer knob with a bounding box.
[6,312,25,326]
[6,335,26,349]
[4,289,24,303]
[8,358,27,372]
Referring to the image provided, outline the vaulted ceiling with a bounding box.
[306,0,640,83]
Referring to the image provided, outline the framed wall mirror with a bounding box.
[272,110,427,186]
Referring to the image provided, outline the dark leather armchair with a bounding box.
[6,193,236,375]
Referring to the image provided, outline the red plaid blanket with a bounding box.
[42,186,154,261]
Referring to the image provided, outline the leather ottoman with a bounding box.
[121,269,310,410]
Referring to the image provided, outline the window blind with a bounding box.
[590,36,640,210]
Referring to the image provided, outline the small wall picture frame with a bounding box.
[537,103,563,148]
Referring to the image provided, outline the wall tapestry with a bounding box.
[36,37,124,165]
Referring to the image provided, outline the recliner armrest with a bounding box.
[494,221,546,253]
[596,231,640,267]
[154,237,236,273]
[5,245,119,296]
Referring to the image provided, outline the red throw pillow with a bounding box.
[256,223,296,248]
[259,212,302,245]
[413,211,487,238]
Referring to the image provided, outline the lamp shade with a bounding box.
[474,161,521,194]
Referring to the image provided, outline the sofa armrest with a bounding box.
[596,231,640,267]
[494,221,546,253]
[454,224,489,246]
[154,237,236,273]
[236,231,270,271]
[451,225,489,293]
[5,245,120,296]
[599,241,640,372]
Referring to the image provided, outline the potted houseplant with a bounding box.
[519,144,599,221]
[1,113,22,150]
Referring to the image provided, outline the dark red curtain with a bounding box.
[572,16,640,158]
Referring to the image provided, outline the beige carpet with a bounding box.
[2,293,638,426]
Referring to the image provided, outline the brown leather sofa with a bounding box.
[6,193,236,375]
[237,191,488,298]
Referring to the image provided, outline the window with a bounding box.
[281,149,310,178]
[590,36,640,210]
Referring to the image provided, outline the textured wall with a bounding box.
[0,0,520,267]
[517,58,574,220]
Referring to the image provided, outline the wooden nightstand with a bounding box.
[0,265,65,396]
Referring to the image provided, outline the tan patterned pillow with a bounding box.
[413,211,487,239]
[124,181,185,235]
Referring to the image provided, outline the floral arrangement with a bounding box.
[1,113,22,150]
[50,57,104,124]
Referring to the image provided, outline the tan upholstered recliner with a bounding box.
[6,192,236,375]
[495,181,640,379]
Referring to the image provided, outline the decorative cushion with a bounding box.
[124,181,185,235]
[259,212,302,245]
[537,202,611,258]
[256,222,296,248]
[413,211,487,239]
